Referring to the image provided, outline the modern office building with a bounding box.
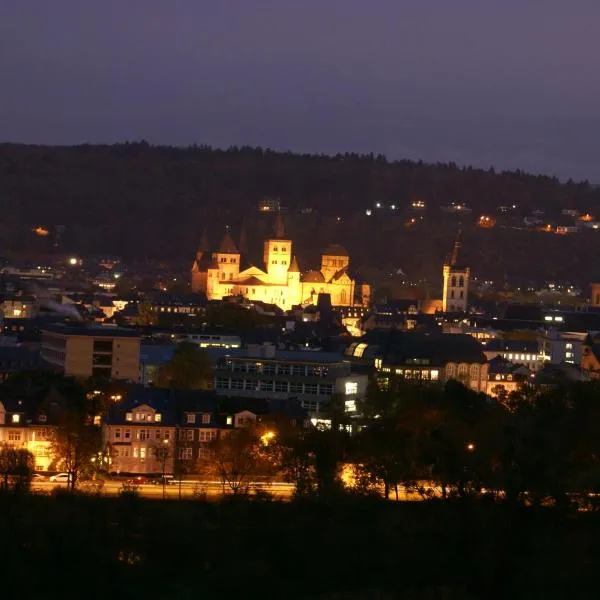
[213,344,367,418]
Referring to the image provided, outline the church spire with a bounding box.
[198,228,209,253]
[449,229,461,267]
[289,255,300,273]
[274,213,285,239]
[219,226,239,254]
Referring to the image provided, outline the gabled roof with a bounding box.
[218,231,239,254]
[234,276,273,286]
[237,266,268,279]
[330,267,350,282]
[302,270,325,283]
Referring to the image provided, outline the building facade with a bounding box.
[104,386,307,474]
[0,398,55,472]
[41,323,141,381]
[191,218,370,310]
[213,345,367,418]
[346,332,488,393]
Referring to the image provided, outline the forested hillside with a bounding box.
[1,142,599,286]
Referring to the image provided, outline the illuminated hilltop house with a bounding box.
[191,216,370,310]
[442,232,470,313]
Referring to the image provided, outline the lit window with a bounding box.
[186,414,196,424]
[202,414,210,424]
[566,343,573,350]
[179,447,193,460]
[353,343,368,358]
[126,412,133,421]
[155,414,162,422]
[508,354,513,360]
[226,416,233,425]
[93,415,101,426]
[344,400,357,413]
[11,414,20,424]
[345,382,358,395]
[430,370,439,381]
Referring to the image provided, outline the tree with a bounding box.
[197,427,274,496]
[155,342,213,390]
[50,384,102,491]
[135,299,156,326]
[0,445,34,494]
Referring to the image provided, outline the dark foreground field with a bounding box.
[1,492,599,599]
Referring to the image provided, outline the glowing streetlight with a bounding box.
[260,431,276,446]
[466,443,475,452]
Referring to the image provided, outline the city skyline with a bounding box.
[2,1,600,181]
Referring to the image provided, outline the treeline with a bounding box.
[1,142,599,284]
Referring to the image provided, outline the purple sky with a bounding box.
[2,0,599,180]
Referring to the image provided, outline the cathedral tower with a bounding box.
[191,229,210,293]
[442,231,469,313]
[263,214,292,285]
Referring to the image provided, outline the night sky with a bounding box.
[2,1,599,180]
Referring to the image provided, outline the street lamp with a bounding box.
[260,431,276,446]
[466,443,475,452]
[155,438,169,499]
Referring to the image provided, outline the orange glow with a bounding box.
[538,224,553,233]
[578,213,594,222]
[404,217,417,228]
[478,215,496,228]
[33,227,49,236]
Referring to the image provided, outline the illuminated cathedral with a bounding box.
[191,216,370,310]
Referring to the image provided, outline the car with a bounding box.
[126,476,150,486]
[49,473,71,483]
[152,475,175,486]
[32,473,46,481]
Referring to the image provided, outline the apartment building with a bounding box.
[41,323,140,381]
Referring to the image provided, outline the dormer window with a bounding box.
[126,412,133,421]
[11,414,20,424]
[186,414,196,424]
[155,413,162,422]
[226,416,233,425]
[202,413,210,424]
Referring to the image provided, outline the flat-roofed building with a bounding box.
[213,344,367,419]
[41,323,140,381]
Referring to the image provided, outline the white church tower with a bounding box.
[442,231,469,313]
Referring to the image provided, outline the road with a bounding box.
[32,480,296,500]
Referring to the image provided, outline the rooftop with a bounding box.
[41,322,140,338]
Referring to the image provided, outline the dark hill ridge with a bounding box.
[1,142,599,285]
